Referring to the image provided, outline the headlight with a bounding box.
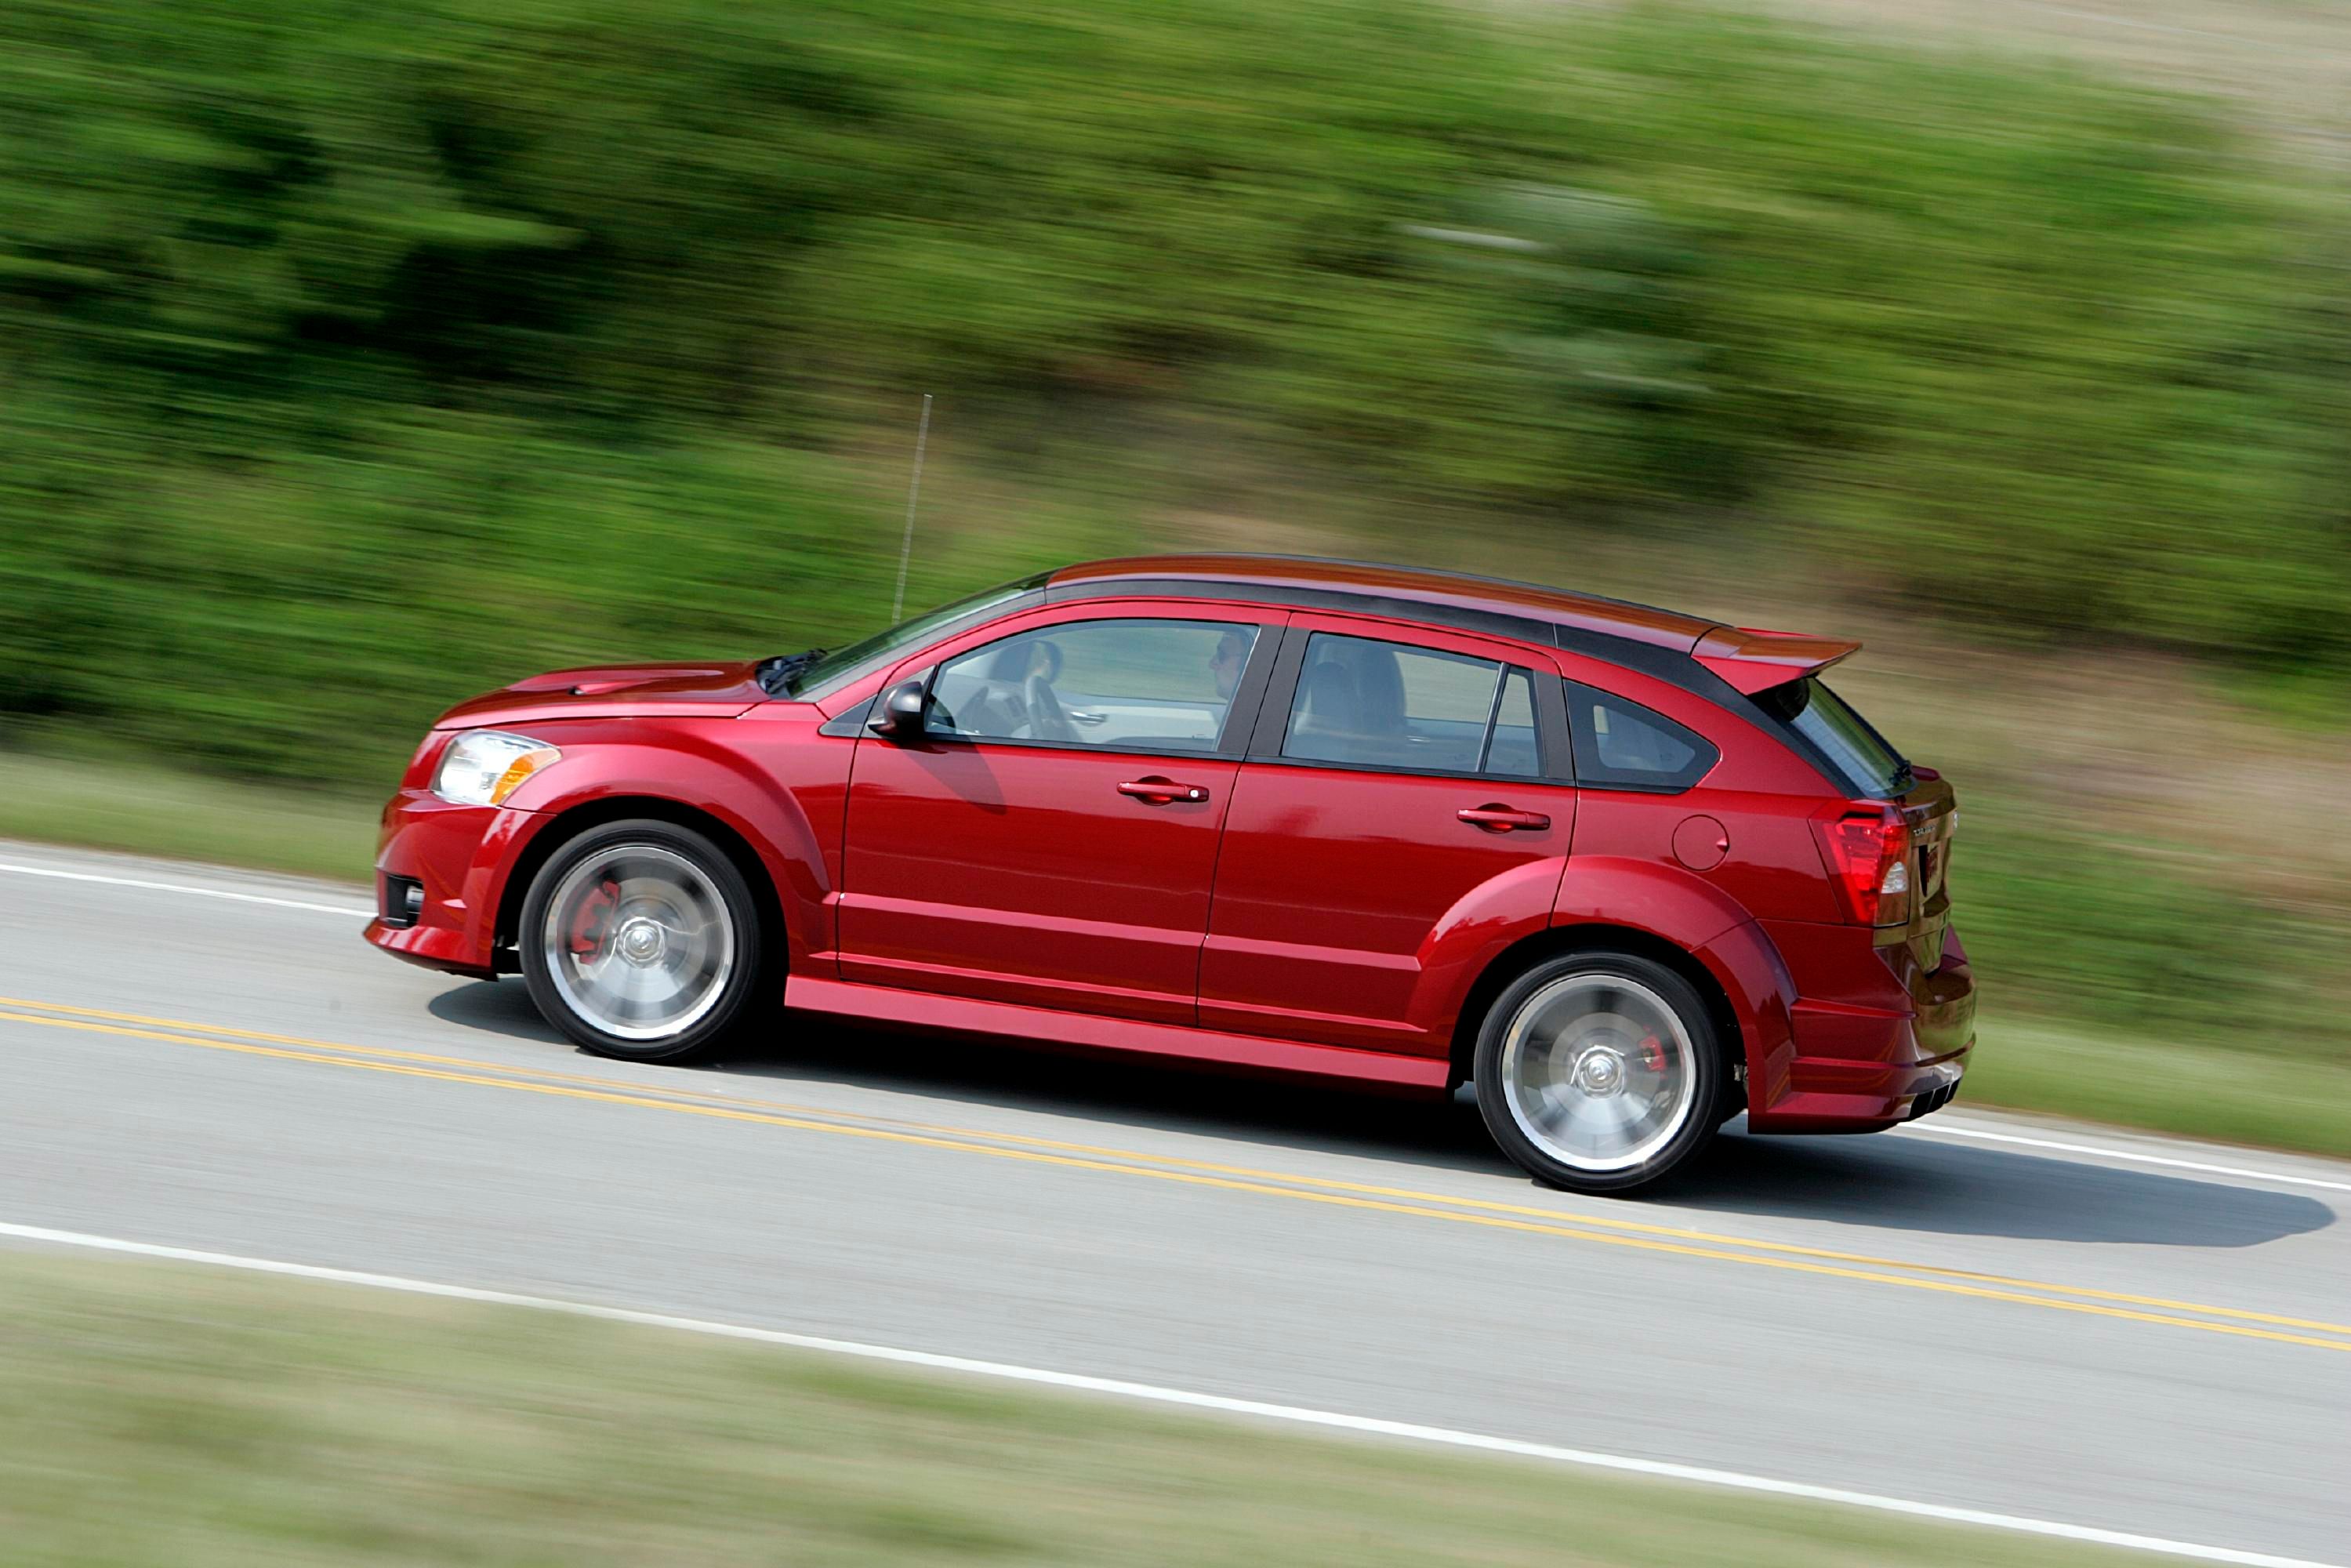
[433,731,561,806]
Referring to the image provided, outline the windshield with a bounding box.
[783,574,1048,701]
[1752,677,1912,798]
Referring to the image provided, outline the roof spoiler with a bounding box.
[1692,625,1862,695]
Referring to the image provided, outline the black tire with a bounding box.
[518,818,766,1063]
[1472,951,1724,1196]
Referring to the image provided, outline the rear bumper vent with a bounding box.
[379,874,425,929]
[1905,1081,1959,1122]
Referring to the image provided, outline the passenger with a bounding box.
[1210,627,1250,701]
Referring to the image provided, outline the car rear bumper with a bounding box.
[1740,920,1975,1134]
[362,787,544,977]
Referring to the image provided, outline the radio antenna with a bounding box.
[890,393,932,623]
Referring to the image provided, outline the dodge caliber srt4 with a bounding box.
[368,556,1973,1195]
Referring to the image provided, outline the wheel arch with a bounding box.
[1446,921,1747,1095]
[495,797,791,979]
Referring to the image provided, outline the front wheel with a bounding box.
[519,819,765,1062]
[1473,953,1723,1195]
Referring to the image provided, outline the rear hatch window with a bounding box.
[1752,677,1912,799]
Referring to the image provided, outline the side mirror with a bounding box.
[867,677,930,740]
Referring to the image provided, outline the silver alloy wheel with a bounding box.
[541,843,736,1042]
[1497,973,1700,1174]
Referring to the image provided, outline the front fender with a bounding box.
[502,716,840,969]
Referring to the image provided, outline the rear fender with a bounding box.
[1690,919,1800,1112]
[1555,855,1751,952]
[1554,855,1796,1101]
[1402,855,1570,1042]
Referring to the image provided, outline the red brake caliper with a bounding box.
[568,879,618,956]
[1638,1033,1668,1075]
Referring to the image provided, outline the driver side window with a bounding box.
[927,619,1259,752]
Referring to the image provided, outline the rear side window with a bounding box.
[1752,677,1910,798]
[1566,683,1717,793]
[1280,632,1542,778]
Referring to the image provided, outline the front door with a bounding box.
[838,606,1282,1024]
[1199,619,1579,1056]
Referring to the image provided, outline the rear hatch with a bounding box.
[1699,623,1972,1061]
[1707,630,1964,969]
[1896,770,1957,970]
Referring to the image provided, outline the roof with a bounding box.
[1046,554,1860,695]
[1048,554,1721,652]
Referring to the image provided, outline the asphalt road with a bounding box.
[3,840,2346,1563]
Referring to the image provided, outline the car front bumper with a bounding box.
[363,787,546,977]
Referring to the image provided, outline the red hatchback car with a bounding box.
[368,555,1973,1193]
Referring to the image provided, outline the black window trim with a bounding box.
[1047,573,1881,798]
[1245,624,1576,786]
[1473,666,1510,775]
[879,611,1286,763]
[1533,665,1573,785]
[822,572,1872,799]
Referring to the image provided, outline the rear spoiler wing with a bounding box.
[1692,626,1862,696]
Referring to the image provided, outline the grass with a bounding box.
[1967,1018,2351,1160]
[0,1254,2150,1568]
[0,750,376,884]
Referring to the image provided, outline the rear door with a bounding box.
[1199,616,1578,1057]
[837,602,1283,1024]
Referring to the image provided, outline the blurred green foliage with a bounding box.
[1955,814,2342,1061]
[5,0,2346,788]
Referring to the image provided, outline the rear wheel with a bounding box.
[1473,952,1722,1195]
[519,819,764,1062]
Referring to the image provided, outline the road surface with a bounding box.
[2,841,2345,1563]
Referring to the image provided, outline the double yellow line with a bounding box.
[6,993,2349,1355]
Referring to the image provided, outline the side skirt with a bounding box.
[782,977,1449,1094]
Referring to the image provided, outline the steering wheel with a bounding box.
[1022,673,1079,742]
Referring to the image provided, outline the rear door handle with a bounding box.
[1458,804,1550,833]
[1119,778,1210,804]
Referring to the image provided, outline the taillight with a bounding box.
[1814,808,1913,926]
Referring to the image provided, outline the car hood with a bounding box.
[432,661,769,730]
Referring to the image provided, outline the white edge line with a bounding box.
[1904,1123,2351,1196]
[5,858,2345,1196]
[0,862,371,919]
[0,1220,2338,1568]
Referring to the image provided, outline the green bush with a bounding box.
[3,0,2346,788]
[1954,812,2343,1060]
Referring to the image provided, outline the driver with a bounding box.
[1022,637,1064,684]
[1210,628,1250,701]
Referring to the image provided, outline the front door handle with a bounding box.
[1458,804,1550,833]
[1119,777,1210,804]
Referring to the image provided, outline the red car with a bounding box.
[368,555,1972,1193]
